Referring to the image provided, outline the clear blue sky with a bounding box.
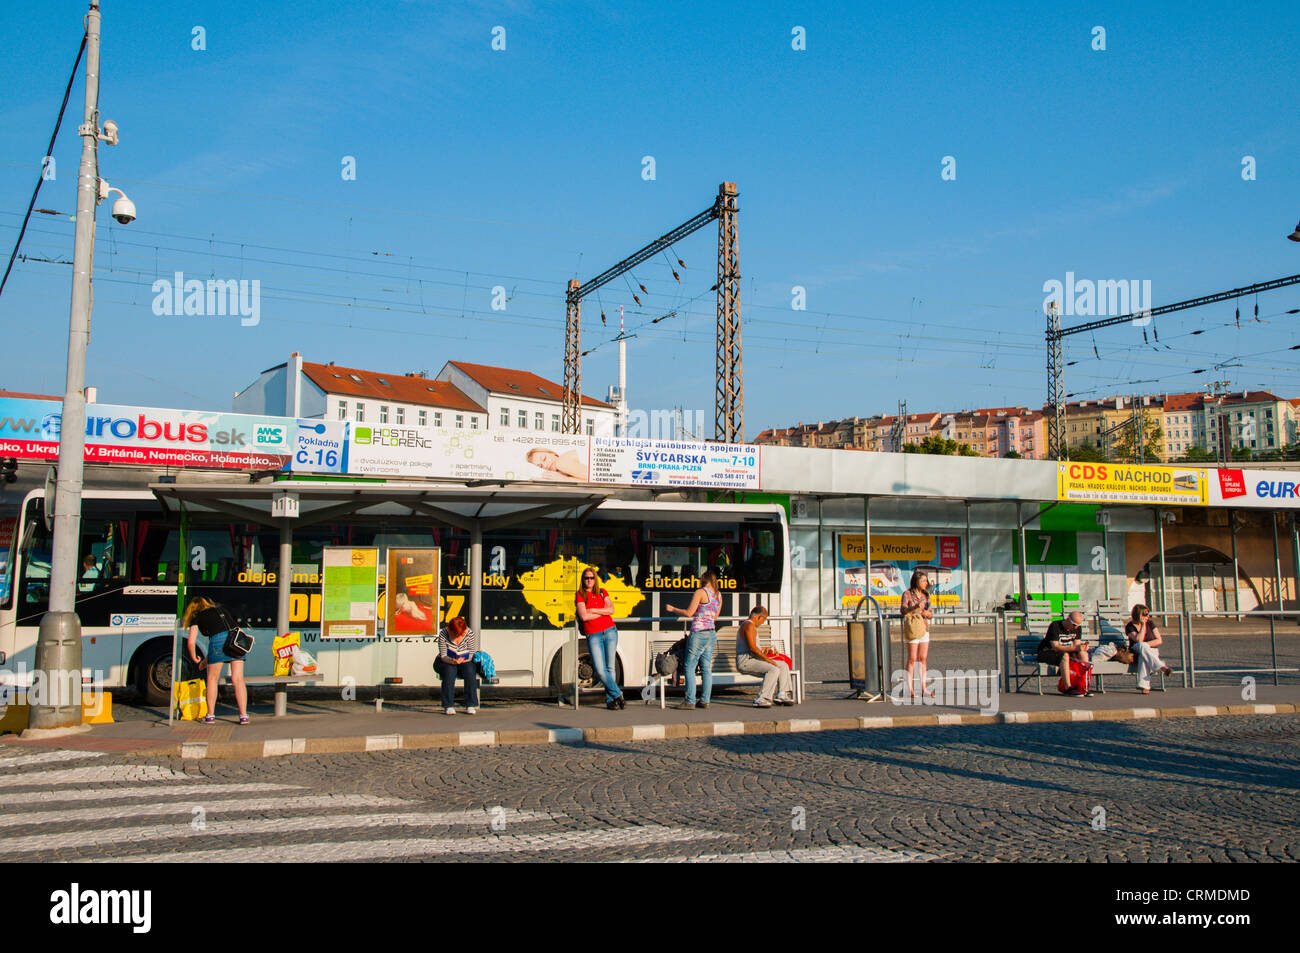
[2,0,1298,435]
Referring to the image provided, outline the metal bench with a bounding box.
[220,674,325,717]
[641,624,803,708]
[1008,632,1165,695]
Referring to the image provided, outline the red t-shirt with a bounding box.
[576,589,615,635]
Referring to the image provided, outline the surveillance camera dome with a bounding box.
[110,194,136,225]
[103,120,118,137]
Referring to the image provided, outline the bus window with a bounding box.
[19,504,127,626]
[740,525,783,591]
[0,513,17,607]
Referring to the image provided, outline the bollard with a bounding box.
[29,611,84,729]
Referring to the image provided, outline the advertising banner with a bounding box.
[1057,462,1208,505]
[0,397,292,470]
[834,533,963,609]
[590,438,760,489]
[1211,468,1300,509]
[384,548,441,636]
[320,547,378,639]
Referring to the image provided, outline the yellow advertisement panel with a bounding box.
[1057,462,1208,505]
[838,535,937,562]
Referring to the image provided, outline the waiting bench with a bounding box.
[1008,633,1165,695]
[642,624,803,708]
[220,674,325,717]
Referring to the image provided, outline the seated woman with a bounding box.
[1124,604,1173,695]
[436,616,479,715]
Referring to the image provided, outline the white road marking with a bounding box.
[0,808,561,854]
[0,750,107,769]
[0,764,189,788]
[1,782,299,806]
[97,825,733,863]
[646,845,938,863]
[0,794,415,828]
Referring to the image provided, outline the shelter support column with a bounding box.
[470,523,483,636]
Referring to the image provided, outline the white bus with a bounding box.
[0,488,790,705]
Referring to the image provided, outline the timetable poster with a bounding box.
[321,547,379,639]
[385,548,441,636]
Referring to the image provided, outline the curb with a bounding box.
[88,701,1298,760]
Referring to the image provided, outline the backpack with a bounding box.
[654,650,679,677]
[1057,657,1092,695]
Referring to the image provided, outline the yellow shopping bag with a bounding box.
[173,678,208,721]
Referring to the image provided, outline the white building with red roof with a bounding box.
[234,353,615,436]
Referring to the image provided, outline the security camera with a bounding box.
[110,194,136,225]
[100,120,119,145]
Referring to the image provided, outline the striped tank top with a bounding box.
[690,586,722,632]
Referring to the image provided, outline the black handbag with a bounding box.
[216,607,254,660]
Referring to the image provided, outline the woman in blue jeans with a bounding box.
[667,571,721,709]
[575,567,624,709]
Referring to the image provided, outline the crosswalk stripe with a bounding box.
[0,750,107,769]
[645,845,938,863]
[0,794,417,828]
[0,764,190,788]
[0,808,561,855]
[97,825,734,863]
[1,782,299,806]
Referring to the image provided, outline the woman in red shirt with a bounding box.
[575,567,625,709]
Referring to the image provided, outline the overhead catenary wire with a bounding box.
[0,35,86,303]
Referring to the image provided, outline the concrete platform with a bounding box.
[1,684,1296,760]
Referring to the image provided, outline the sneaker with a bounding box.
[465,707,476,715]
[1064,687,1084,697]
[774,695,796,706]
[238,714,250,725]
[445,707,456,715]
[201,714,215,725]
[674,700,696,710]
[753,699,774,708]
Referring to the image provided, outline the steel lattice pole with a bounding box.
[715,182,742,442]
[1046,301,1065,460]
[562,279,580,433]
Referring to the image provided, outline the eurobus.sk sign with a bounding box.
[0,397,291,470]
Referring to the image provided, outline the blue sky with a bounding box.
[1,0,1298,435]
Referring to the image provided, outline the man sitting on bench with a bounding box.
[1036,610,1092,697]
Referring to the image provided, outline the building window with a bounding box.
[337,400,347,421]
[379,405,389,424]
[456,415,464,429]
[471,416,479,430]
[433,412,442,427]
[355,402,364,423]
[396,407,405,425]
[518,410,527,428]
[551,414,560,432]
[501,407,510,426]
[585,418,594,435]
[418,410,427,427]
[534,412,543,430]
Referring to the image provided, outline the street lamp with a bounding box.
[30,0,136,732]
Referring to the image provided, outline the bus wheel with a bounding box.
[551,651,624,695]
[134,640,177,707]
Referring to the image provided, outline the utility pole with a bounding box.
[1046,302,1065,459]
[33,0,105,730]
[891,400,907,452]
[715,182,743,442]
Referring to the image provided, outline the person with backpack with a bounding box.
[1124,604,1173,695]
[575,566,624,709]
[666,570,722,709]
[1037,610,1093,696]
[436,616,480,714]
[734,605,795,707]
[183,596,250,725]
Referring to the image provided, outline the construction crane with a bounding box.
[1045,272,1300,459]
[563,182,743,442]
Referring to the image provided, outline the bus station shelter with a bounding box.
[150,479,610,659]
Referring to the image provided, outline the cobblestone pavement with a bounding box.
[2,715,1296,862]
